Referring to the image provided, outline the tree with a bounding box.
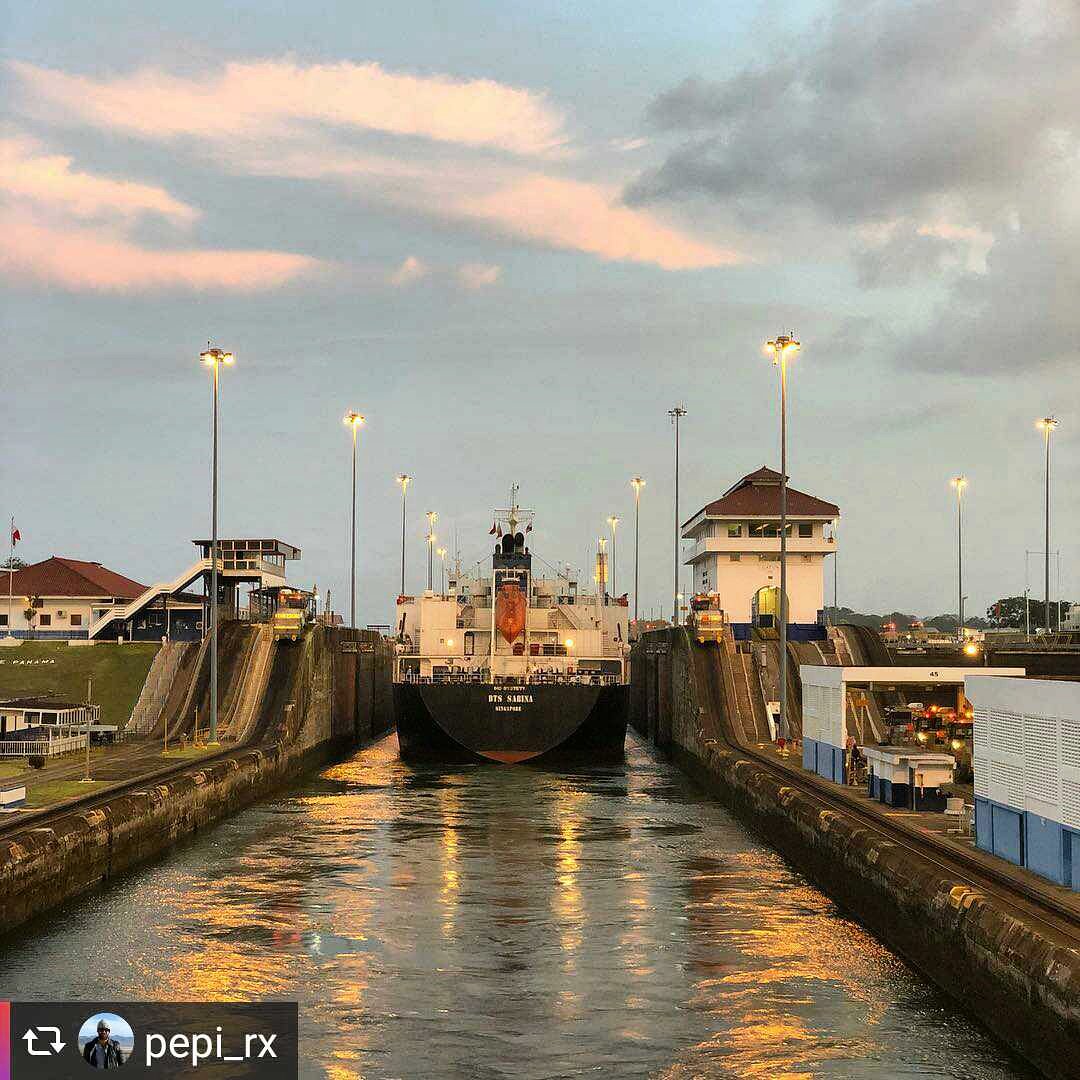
[23,596,38,638]
[987,595,1075,631]
[0,556,26,571]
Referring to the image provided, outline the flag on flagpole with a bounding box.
[11,527,20,545]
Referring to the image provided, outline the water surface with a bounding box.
[0,733,1034,1078]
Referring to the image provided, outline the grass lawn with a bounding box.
[0,761,27,781]
[23,779,106,808]
[0,641,159,728]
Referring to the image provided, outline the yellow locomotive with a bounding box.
[271,588,313,642]
[688,593,725,645]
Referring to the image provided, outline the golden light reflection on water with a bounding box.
[4,733,1025,1080]
[550,802,584,964]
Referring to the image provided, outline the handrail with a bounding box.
[396,671,623,686]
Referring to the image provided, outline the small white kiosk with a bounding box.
[860,745,956,810]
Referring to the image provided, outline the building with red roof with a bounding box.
[2,556,147,639]
[681,467,839,637]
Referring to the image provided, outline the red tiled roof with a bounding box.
[685,466,839,524]
[6,557,146,600]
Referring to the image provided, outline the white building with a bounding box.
[1,557,147,640]
[965,675,1080,891]
[682,467,839,638]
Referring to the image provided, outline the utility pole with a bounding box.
[765,335,800,741]
[396,474,412,596]
[669,407,687,625]
[1037,418,1059,630]
[200,345,234,745]
[630,477,645,623]
[344,411,365,628]
[81,673,93,782]
[951,476,968,643]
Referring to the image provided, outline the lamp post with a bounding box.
[669,406,687,625]
[764,334,800,740]
[950,476,968,643]
[343,411,365,628]
[437,547,448,594]
[607,515,620,598]
[396,474,412,596]
[598,536,608,597]
[426,511,438,591]
[200,345,234,745]
[630,477,645,623]
[1037,417,1059,631]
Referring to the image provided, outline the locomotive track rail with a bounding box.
[0,743,255,844]
[691,637,1080,948]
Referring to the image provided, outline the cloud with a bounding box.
[0,135,197,224]
[458,263,500,288]
[11,58,740,272]
[629,1,1078,227]
[11,57,568,158]
[0,212,319,292]
[453,174,738,269]
[388,255,428,286]
[627,0,1080,370]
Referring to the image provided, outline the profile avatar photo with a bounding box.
[79,1013,133,1069]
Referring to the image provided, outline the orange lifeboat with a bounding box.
[495,582,526,643]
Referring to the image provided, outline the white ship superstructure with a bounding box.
[394,492,629,686]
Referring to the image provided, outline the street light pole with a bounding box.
[765,334,800,740]
[630,478,645,623]
[200,345,234,745]
[396,475,412,596]
[426,511,438,591]
[951,476,968,643]
[668,407,687,625]
[1037,418,1059,631]
[343,412,365,628]
[607,516,620,598]
[437,547,447,594]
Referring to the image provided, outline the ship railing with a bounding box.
[398,670,622,686]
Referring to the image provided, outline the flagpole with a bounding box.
[7,517,14,638]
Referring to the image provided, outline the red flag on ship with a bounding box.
[10,525,19,545]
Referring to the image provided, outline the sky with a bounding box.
[2,0,1077,624]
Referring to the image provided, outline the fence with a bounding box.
[0,729,89,758]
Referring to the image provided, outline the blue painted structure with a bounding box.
[967,676,1080,892]
[975,796,1080,888]
[801,736,844,783]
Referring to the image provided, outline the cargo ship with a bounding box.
[393,489,629,763]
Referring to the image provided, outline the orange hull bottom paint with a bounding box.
[481,749,540,764]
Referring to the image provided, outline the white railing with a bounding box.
[398,671,623,687]
[0,731,89,757]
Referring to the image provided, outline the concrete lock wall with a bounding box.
[0,625,394,936]
[629,630,1080,1080]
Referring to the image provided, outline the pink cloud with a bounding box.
[452,175,738,270]
[11,58,567,157]
[0,213,319,292]
[0,135,197,223]
[458,263,501,288]
[388,255,428,286]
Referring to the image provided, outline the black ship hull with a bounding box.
[394,682,628,764]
